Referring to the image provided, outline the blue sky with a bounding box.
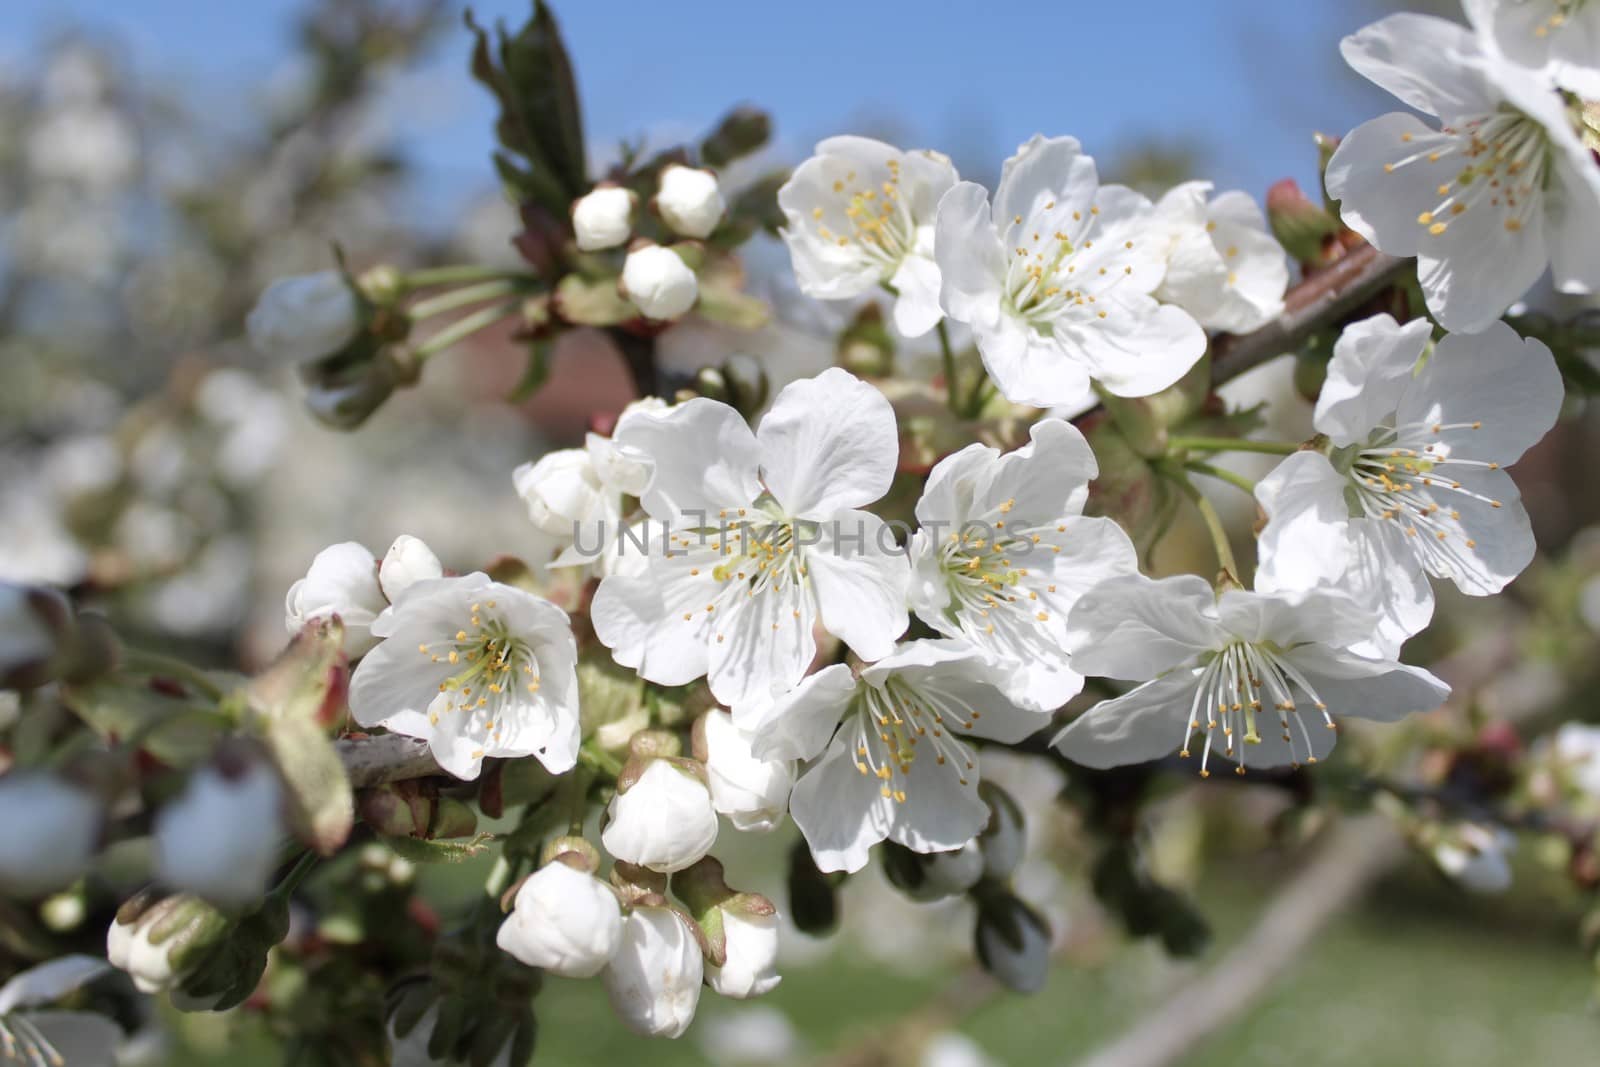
[0,0,1403,216]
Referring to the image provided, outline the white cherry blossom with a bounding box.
[512,398,664,578]
[1325,13,1600,332]
[285,536,443,657]
[1052,574,1450,776]
[348,573,580,780]
[1151,181,1288,334]
[742,640,1049,873]
[590,368,910,714]
[908,417,1138,711]
[778,136,958,338]
[934,134,1206,406]
[1255,314,1562,655]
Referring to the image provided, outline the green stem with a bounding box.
[965,374,996,418]
[1172,472,1240,580]
[936,319,962,415]
[121,649,225,701]
[1185,460,1259,496]
[578,747,624,777]
[1167,435,1301,456]
[402,264,532,290]
[561,765,595,835]
[409,279,520,320]
[268,851,319,904]
[413,300,521,360]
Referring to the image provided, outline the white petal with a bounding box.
[1400,324,1562,466]
[1315,313,1430,445]
[974,312,1094,409]
[590,568,713,688]
[1064,292,1206,399]
[889,248,944,338]
[934,182,1007,329]
[808,511,910,662]
[994,135,1098,237]
[1051,670,1201,768]
[1416,467,1537,595]
[757,369,898,519]
[0,956,108,1014]
[1340,13,1494,120]
[1549,151,1600,295]
[1254,451,1357,593]
[741,662,857,762]
[977,417,1098,519]
[706,573,818,714]
[1280,644,1450,722]
[613,398,761,521]
[1065,574,1222,680]
[789,733,895,874]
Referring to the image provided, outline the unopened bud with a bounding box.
[882,839,983,902]
[106,890,230,997]
[497,860,623,978]
[573,185,635,251]
[695,710,795,833]
[378,534,443,603]
[602,759,718,873]
[247,271,362,365]
[1267,177,1340,265]
[656,165,726,240]
[154,755,284,909]
[602,905,703,1038]
[973,889,1051,994]
[976,781,1025,880]
[621,244,698,320]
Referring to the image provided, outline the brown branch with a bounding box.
[336,734,441,788]
[1208,245,1408,389]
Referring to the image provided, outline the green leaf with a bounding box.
[508,338,552,401]
[380,832,497,865]
[554,273,632,326]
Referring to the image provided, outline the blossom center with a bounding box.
[667,499,814,642]
[936,504,1064,652]
[847,676,979,803]
[1001,205,1138,327]
[417,600,540,746]
[1177,641,1336,777]
[1386,108,1551,237]
[1338,420,1504,569]
[810,160,914,271]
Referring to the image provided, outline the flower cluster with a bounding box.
[5,2,1597,1061]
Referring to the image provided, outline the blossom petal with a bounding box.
[742,662,857,761]
[1063,292,1206,399]
[590,569,714,688]
[789,732,897,873]
[614,398,761,521]
[1255,451,1358,593]
[978,417,1097,520]
[1051,670,1201,768]
[1280,644,1450,722]
[889,246,944,338]
[1066,574,1223,680]
[1315,313,1430,446]
[935,182,1006,329]
[1548,152,1600,295]
[808,510,910,662]
[1418,466,1536,595]
[706,572,819,713]
[757,369,898,519]
[1339,14,1493,121]
[0,956,108,1014]
[1400,322,1563,466]
[994,135,1098,236]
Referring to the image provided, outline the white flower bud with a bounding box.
[977,784,1025,880]
[106,914,179,994]
[621,244,698,320]
[496,862,623,978]
[284,542,387,657]
[512,448,605,538]
[602,760,718,873]
[0,774,100,896]
[573,186,635,251]
[155,762,283,908]
[603,906,703,1038]
[656,165,725,239]
[700,710,794,833]
[918,840,985,900]
[378,535,443,603]
[707,909,781,999]
[246,271,361,364]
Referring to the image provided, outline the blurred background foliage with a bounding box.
[3,0,1600,1064]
